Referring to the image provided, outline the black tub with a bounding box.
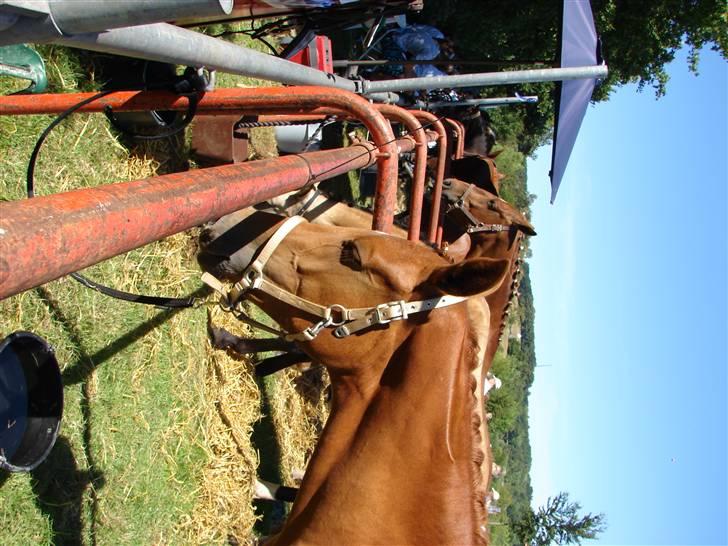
[0,331,63,472]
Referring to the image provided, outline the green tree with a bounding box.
[515,492,606,545]
[416,0,727,153]
[592,0,728,99]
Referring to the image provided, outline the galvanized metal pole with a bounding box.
[49,0,233,34]
[421,96,539,109]
[0,0,233,43]
[363,65,609,94]
[0,18,397,101]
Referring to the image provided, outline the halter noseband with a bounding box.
[444,184,512,234]
[202,216,472,342]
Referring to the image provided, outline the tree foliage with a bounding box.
[418,0,726,99]
[516,492,607,545]
[415,0,727,153]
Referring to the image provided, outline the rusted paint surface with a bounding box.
[0,87,398,232]
[376,105,427,241]
[0,143,381,300]
[411,111,448,243]
[444,118,465,159]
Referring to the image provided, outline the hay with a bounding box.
[175,307,262,544]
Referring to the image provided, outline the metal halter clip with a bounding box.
[371,300,408,325]
[293,316,333,342]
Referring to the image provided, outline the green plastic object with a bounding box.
[0,44,47,93]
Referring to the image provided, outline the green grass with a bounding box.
[0,56,211,541]
[0,28,309,544]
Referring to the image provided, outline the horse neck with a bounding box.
[470,232,522,368]
[275,308,486,545]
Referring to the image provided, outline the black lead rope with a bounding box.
[26,86,201,309]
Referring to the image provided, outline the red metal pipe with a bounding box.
[443,118,463,161]
[450,119,466,159]
[455,120,466,159]
[0,143,387,300]
[0,87,399,233]
[411,111,447,244]
[375,105,428,241]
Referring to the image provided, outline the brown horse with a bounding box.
[440,177,535,370]
[198,211,510,544]
[211,178,534,375]
[448,155,505,197]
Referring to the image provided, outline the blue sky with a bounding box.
[527,46,727,546]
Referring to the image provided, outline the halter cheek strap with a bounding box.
[201,216,471,341]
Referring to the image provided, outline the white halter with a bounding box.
[202,216,473,341]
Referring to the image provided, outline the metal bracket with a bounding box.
[0,44,47,93]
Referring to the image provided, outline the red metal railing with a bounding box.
[0,86,400,233]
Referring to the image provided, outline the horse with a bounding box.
[448,155,505,196]
[439,177,535,370]
[209,177,534,376]
[198,210,510,544]
[451,107,497,158]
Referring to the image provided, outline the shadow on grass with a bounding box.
[33,284,209,543]
[30,278,211,544]
[251,374,286,537]
[59,286,209,386]
[30,436,104,546]
[35,287,105,546]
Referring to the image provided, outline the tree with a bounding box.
[415,0,727,153]
[418,0,726,99]
[515,492,607,545]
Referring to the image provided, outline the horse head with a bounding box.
[454,107,497,157]
[197,209,509,544]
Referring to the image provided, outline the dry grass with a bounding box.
[175,309,262,544]
[1,32,330,544]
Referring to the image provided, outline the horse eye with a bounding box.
[487,200,498,211]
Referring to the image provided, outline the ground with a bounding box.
[0,31,328,544]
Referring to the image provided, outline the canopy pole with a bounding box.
[363,65,608,94]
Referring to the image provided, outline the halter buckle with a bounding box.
[371,300,408,325]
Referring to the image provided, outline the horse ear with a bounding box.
[426,257,510,298]
[519,219,537,236]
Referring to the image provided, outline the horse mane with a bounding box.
[465,298,492,544]
[497,232,526,346]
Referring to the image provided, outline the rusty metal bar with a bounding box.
[453,119,466,159]
[0,86,399,233]
[443,118,462,163]
[0,143,387,300]
[411,111,447,244]
[375,105,427,242]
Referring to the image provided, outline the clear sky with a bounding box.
[527,46,727,546]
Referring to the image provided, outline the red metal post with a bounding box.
[446,118,466,159]
[0,87,399,233]
[375,105,427,241]
[0,143,386,300]
[412,111,447,244]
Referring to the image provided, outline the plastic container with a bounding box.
[0,331,63,472]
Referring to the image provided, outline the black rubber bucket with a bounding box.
[0,331,63,472]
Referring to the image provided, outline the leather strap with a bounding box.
[201,217,472,341]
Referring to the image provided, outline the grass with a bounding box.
[1,27,328,545]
